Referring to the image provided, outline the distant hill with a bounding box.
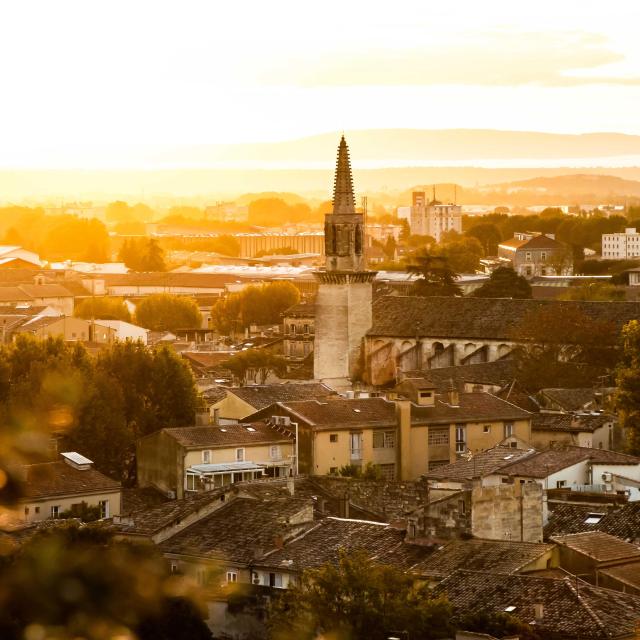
[484,174,640,197]
[142,129,640,167]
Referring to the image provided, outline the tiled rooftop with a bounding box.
[257,517,420,572]
[551,531,640,563]
[545,503,640,542]
[22,461,120,500]
[228,383,334,411]
[425,446,536,482]
[161,422,293,448]
[368,295,640,339]
[598,561,640,590]
[411,538,554,579]
[498,446,640,479]
[435,570,640,639]
[159,497,314,564]
[532,413,613,433]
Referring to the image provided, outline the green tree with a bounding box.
[511,306,618,390]
[472,267,532,299]
[224,349,287,385]
[74,297,132,322]
[268,550,453,640]
[436,235,484,273]
[135,294,202,332]
[406,251,462,297]
[457,611,545,640]
[616,320,640,454]
[465,223,502,255]
[118,238,166,271]
[559,282,626,301]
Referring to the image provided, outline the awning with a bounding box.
[187,461,264,475]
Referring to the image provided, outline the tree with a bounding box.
[559,282,626,301]
[616,320,640,455]
[465,223,502,255]
[406,251,462,297]
[436,235,484,273]
[74,297,132,322]
[457,611,546,640]
[472,267,532,299]
[118,238,166,271]
[224,349,287,385]
[268,550,453,640]
[511,306,618,390]
[135,294,202,332]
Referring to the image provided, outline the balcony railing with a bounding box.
[350,448,362,461]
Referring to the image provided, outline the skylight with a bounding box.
[504,606,516,612]
[220,428,227,432]
[246,427,256,432]
[585,513,605,524]
[353,408,361,413]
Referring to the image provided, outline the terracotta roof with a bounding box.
[228,383,334,411]
[598,561,640,590]
[161,423,293,448]
[425,446,536,482]
[412,538,554,579]
[532,413,613,433]
[159,497,313,563]
[545,503,640,541]
[498,446,640,479]
[435,570,640,639]
[368,296,640,339]
[410,392,531,426]
[401,360,518,393]
[282,301,316,318]
[540,388,604,411]
[275,397,398,430]
[22,461,120,500]
[257,516,417,572]
[551,531,640,563]
[122,487,171,515]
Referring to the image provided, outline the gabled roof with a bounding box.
[411,538,554,579]
[160,422,293,448]
[425,446,536,482]
[367,296,640,339]
[551,531,640,563]
[434,570,640,639]
[499,446,640,479]
[159,497,313,563]
[282,301,316,318]
[273,397,398,430]
[545,503,640,541]
[256,516,416,572]
[540,387,608,411]
[532,413,613,433]
[227,383,334,411]
[410,392,531,426]
[22,461,120,500]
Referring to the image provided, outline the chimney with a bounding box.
[274,533,284,549]
[287,476,295,496]
[448,379,459,407]
[340,490,350,518]
[213,408,220,425]
[195,409,210,426]
[533,603,544,623]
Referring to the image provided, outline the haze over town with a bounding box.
[2,2,640,640]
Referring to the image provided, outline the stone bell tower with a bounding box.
[313,136,376,386]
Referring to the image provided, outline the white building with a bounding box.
[96,320,149,345]
[404,192,462,242]
[602,228,640,259]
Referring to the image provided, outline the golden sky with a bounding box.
[2,0,639,167]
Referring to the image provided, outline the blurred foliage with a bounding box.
[559,282,626,301]
[405,251,462,297]
[268,549,453,640]
[0,522,212,640]
[616,320,640,455]
[135,294,202,332]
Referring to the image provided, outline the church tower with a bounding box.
[313,136,376,385]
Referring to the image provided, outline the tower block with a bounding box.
[313,136,376,385]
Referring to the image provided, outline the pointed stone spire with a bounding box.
[332,135,356,215]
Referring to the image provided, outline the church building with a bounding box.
[313,137,376,386]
